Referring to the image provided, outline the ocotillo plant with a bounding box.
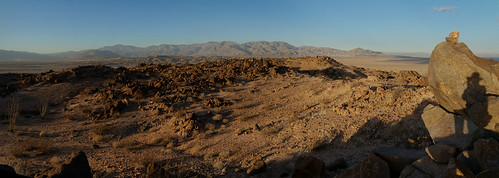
[8,96,19,132]
[39,97,48,119]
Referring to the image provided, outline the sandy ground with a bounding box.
[0,56,434,177]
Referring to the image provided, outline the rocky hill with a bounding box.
[0,50,53,61]
[0,41,383,61]
[99,41,383,58]
[68,50,121,60]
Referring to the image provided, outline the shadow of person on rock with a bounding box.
[461,72,492,128]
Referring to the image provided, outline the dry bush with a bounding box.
[261,125,283,136]
[257,103,272,111]
[8,96,19,132]
[211,114,223,121]
[131,152,156,169]
[306,137,330,152]
[39,97,48,119]
[92,123,108,135]
[112,137,142,150]
[146,135,173,146]
[10,138,53,157]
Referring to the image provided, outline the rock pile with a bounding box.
[335,32,499,178]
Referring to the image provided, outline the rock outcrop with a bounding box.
[336,32,499,178]
[428,31,499,132]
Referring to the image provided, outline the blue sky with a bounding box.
[1,0,498,54]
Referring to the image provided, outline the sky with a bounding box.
[1,0,498,55]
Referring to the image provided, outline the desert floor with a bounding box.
[0,56,433,177]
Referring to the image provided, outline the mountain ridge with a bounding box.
[0,41,383,61]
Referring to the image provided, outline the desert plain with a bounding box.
[0,55,444,177]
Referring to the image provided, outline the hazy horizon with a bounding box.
[1,0,498,54]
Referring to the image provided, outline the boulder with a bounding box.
[425,143,457,163]
[247,156,266,176]
[374,147,426,176]
[428,37,499,132]
[292,155,326,178]
[421,104,478,149]
[35,151,92,178]
[473,139,499,170]
[336,152,390,178]
[457,150,482,174]
[411,156,447,178]
[326,158,347,171]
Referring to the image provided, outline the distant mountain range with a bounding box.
[0,41,383,61]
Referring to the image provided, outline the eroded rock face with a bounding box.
[421,104,478,149]
[428,38,499,132]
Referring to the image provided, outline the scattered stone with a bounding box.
[457,150,482,174]
[292,155,326,178]
[247,156,266,176]
[374,147,427,176]
[326,157,347,171]
[445,30,460,44]
[473,139,499,170]
[35,151,92,178]
[336,152,390,178]
[411,156,447,178]
[428,37,499,132]
[421,104,478,149]
[425,143,457,163]
[39,131,46,137]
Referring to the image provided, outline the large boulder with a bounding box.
[374,147,427,176]
[428,35,499,132]
[421,104,478,149]
[425,143,457,163]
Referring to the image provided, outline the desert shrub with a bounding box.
[10,138,52,157]
[261,125,283,136]
[131,152,155,169]
[39,97,48,119]
[8,96,19,132]
[306,137,330,152]
[92,123,108,135]
[112,137,143,150]
[211,114,223,121]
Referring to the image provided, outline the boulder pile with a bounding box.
[335,32,499,178]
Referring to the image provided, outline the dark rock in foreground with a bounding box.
[35,151,92,178]
[292,155,326,178]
